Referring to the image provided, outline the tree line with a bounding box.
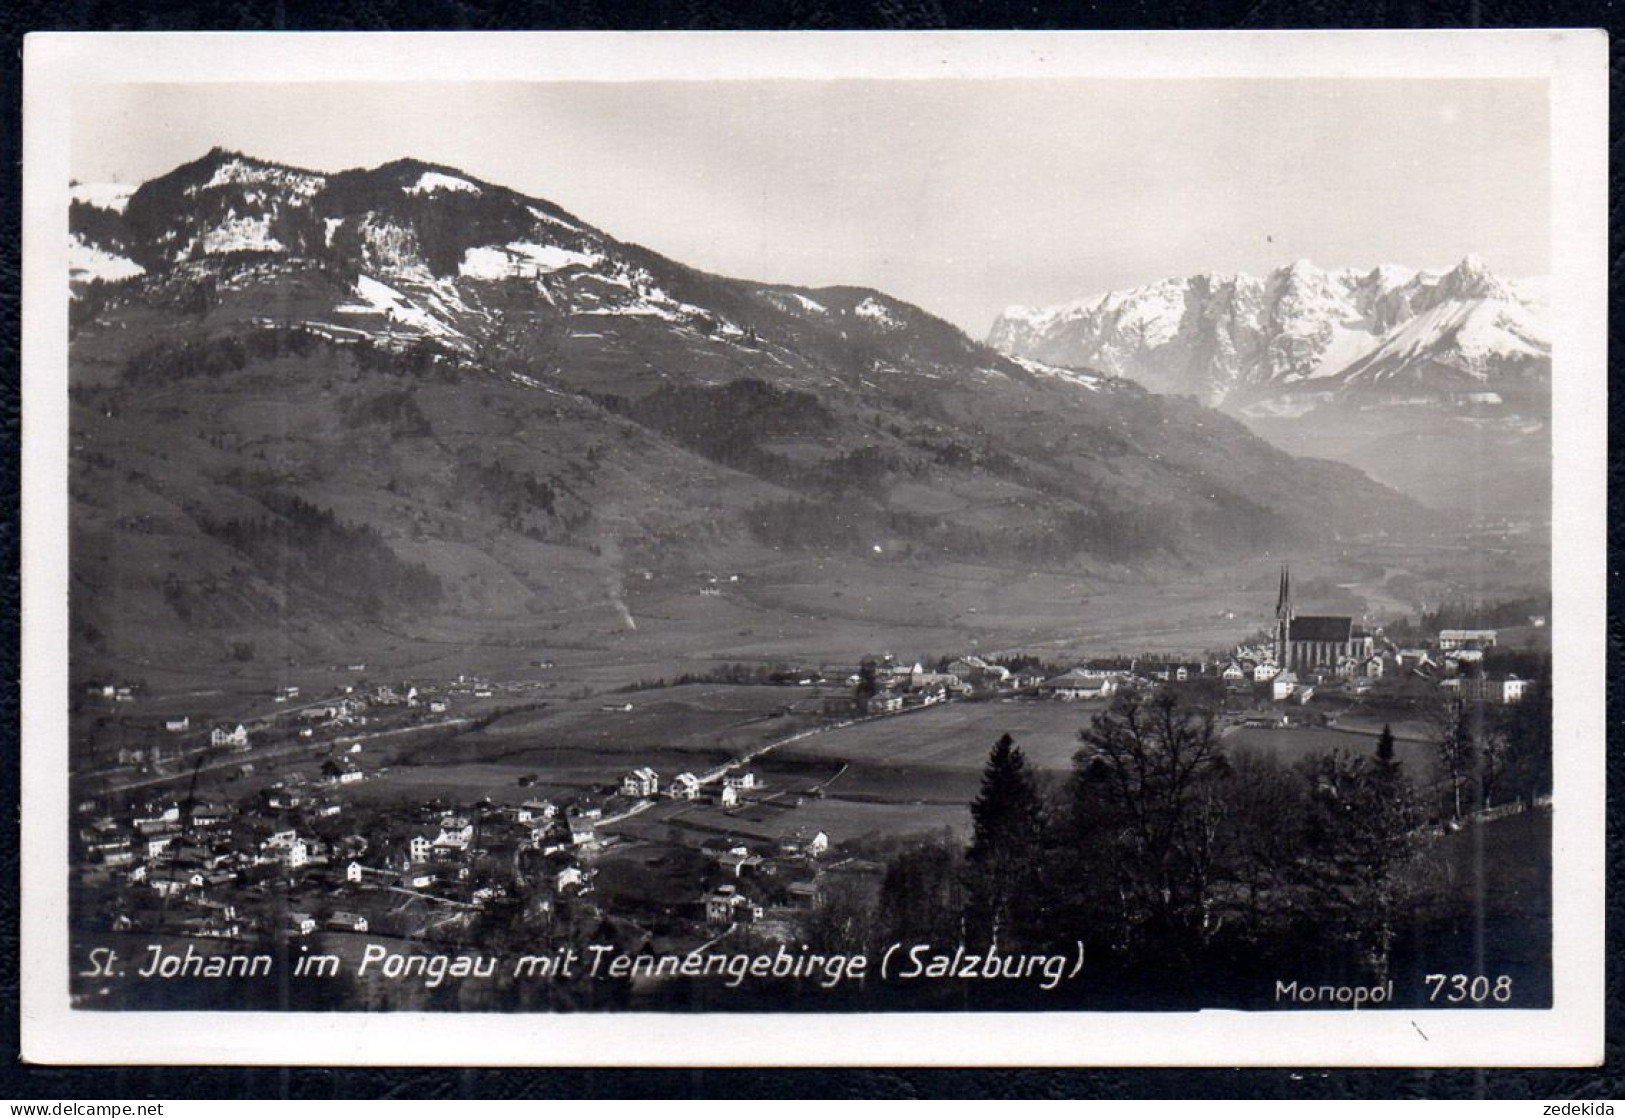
[809,676,1552,1004]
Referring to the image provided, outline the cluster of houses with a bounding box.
[89,675,470,777]
[1022,573,1535,711]
[74,767,618,943]
[84,681,138,703]
[699,829,832,927]
[621,766,762,809]
[1036,658,1206,701]
[827,654,1046,716]
[1025,630,1530,711]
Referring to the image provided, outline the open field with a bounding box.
[361,683,839,798]
[778,698,1102,772]
[1222,723,1438,778]
[607,793,971,847]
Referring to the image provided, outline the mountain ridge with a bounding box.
[67,151,1434,670]
[987,256,1549,412]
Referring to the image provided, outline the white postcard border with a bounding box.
[20,29,1608,1067]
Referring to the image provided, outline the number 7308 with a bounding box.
[1424,974,1513,1003]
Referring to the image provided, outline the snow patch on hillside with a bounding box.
[199,214,285,255]
[528,206,582,233]
[335,275,465,342]
[459,242,602,280]
[194,159,324,198]
[1011,355,1107,391]
[357,217,422,273]
[69,234,145,284]
[70,182,136,214]
[854,296,903,330]
[407,171,481,196]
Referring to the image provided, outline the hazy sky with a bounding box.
[72,79,1550,335]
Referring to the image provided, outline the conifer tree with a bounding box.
[1375,723,1397,768]
[965,733,1046,947]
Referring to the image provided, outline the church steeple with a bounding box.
[1274,562,1293,667]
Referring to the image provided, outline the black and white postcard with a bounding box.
[20,30,1608,1065]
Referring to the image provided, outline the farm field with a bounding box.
[777,698,1105,774]
[361,683,838,798]
[1222,723,1438,778]
[607,793,972,848]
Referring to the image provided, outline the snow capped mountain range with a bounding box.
[987,257,1550,415]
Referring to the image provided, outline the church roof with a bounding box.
[1289,616,1354,642]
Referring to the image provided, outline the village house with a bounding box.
[705,883,763,925]
[262,830,310,869]
[327,911,368,933]
[668,773,702,801]
[287,912,318,936]
[1464,675,1530,704]
[719,784,740,808]
[946,656,1007,685]
[1142,662,1204,683]
[1271,671,1299,703]
[400,869,436,890]
[1253,662,1282,682]
[869,693,905,714]
[408,834,434,863]
[210,724,251,750]
[566,813,596,846]
[911,668,965,694]
[779,830,830,858]
[144,833,179,859]
[321,758,362,785]
[1439,629,1498,651]
[1397,648,1438,673]
[434,816,475,851]
[163,717,190,733]
[134,805,181,828]
[1221,662,1246,682]
[1037,669,1117,701]
[717,849,763,877]
[188,802,233,828]
[521,800,557,825]
[724,772,757,792]
[621,767,660,797]
[1077,658,1136,680]
[557,865,597,895]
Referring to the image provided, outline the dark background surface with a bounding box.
[1,0,1621,1100]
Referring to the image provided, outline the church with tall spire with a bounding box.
[1272,563,1374,672]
